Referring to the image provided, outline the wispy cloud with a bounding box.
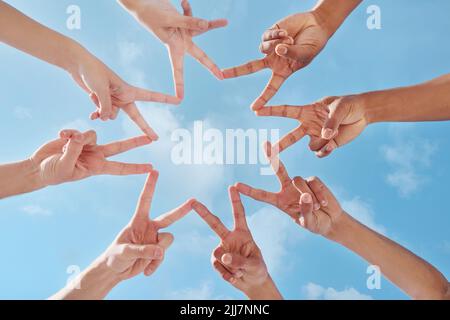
[247,207,305,275]
[21,205,52,217]
[381,137,436,197]
[168,282,232,300]
[303,282,373,300]
[13,106,32,120]
[342,197,387,235]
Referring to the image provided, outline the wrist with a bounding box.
[23,158,48,192]
[324,210,356,244]
[312,0,362,38]
[62,40,91,75]
[66,256,121,300]
[245,276,283,300]
[359,90,393,125]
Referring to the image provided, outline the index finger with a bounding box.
[255,105,303,120]
[251,73,286,111]
[187,43,224,80]
[192,201,230,239]
[154,199,195,229]
[272,126,307,155]
[168,45,185,100]
[229,186,248,230]
[100,135,153,157]
[132,171,159,223]
[121,103,159,140]
[133,87,181,105]
[222,59,267,79]
[264,141,291,188]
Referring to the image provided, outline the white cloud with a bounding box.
[168,282,232,300]
[118,41,143,66]
[381,138,436,197]
[169,282,214,300]
[13,106,32,120]
[247,207,305,275]
[303,282,373,300]
[22,205,52,217]
[341,197,386,235]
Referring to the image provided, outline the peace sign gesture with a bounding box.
[31,129,155,187]
[236,141,324,221]
[108,171,195,280]
[120,0,227,99]
[192,187,282,300]
[256,101,329,155]
[222,11,329,111]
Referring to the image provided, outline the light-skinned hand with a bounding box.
[192,187,282,300]
[119,0,227,99]
[31,129,154,186]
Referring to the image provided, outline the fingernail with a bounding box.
[222,254,232,265]
[322,128,334,140]
[198,20,208,29]
[321,200,328,207]
[325,145,334,152]
[277,45,288,55]
[278,30,287,37]
[314,203,321,211]
[155,248,163,259]
[301,193,312,203]
[235,270,244,278]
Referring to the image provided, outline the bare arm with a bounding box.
[364,73,450,123]
[326,212,449,300]
[313,0,363,37]
[0,0,82,73]
[0,160,45,199]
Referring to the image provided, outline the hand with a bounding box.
[307,95,368,158]
[71,49,180,139]
[30,129,153,186]
[255,101,329,154]
[223,11,330,110]
[192,187,282,300]
[51,171,194,299]
[236,141,343,236]
[104,171,194,280]
[120,0,227,99]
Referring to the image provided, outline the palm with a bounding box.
[133,0,226,99]
[218,230,268,291]
[106,172,193,280]
[31,131,154,186]
[193,188,269,292]
[73,55,178,139]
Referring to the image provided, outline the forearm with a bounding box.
[0,1,85,73]
[50,256,121,300]
[0,160,46,199]
[363,73,450,123]
[327,212,449,300]
[313,0,362,37]
[245,276,283,300]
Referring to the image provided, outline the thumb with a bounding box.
[275,43,316,67]
[59,130,97,170]
[157,232,174,250]
[322,99,348,140]
[174,15,209,31]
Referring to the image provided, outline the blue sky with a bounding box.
[0,0,449,300]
